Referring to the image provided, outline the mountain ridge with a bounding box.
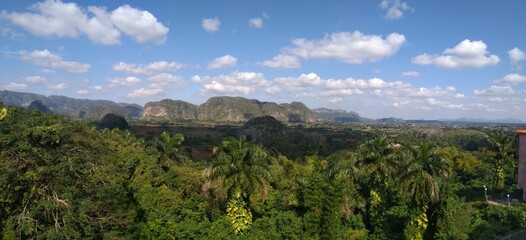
[2,90,524,124]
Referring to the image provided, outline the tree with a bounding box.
[202,136,272,234]
[0,102,7,121]
[300,154,366,239]
[356,135,401,238]
[150,132,189,167]
[399,142,449,240]
[97,113,129,130]
[485,131,515,190]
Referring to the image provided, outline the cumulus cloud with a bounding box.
[379,0,413,20]
[508,47,526,64]
[1,0,169,45]
[19,49,90,73]
[474,85,515,96]
[148,73,186,88]
[202,18,220,32]
[48,82,67,89]
[113,61,185,75]
[286,31,406,63]
[325,77,388,90]
[259,54,300,69]
[249,18,263,28]
[128,87,164,98]
[90,85,103,91]
[0,82,27,91]
[192,71,270,95]
[207,55,237,70]
[110,5,169,44]
[274,73,323,90]
[23,75,45,83]
[401,71,420,77]
[76,90,89,95]
[412,39,500,69]
[494,73,526,85]
[107,76,141,87]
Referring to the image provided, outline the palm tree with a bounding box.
[399,142,449,240]
[151,132,189,166]
[485,131,515,189]
[400,142,448,206]
[356,136,401,237]
[357,135,400,191]
[202,136,272,234]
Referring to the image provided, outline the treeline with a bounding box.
[1,104,525,239]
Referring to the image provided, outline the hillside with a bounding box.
[144,96,318,123]
[313,108,366,122]
[141,99,198,121]
[0,90,141,120]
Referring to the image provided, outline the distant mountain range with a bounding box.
[1,90,525,124]
[0,90,142,120]
[142,96,318,123]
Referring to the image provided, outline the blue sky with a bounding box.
[1,0,525,120]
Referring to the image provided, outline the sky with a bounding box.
[0,0,525,120]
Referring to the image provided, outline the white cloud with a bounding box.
[202,18,220,32]
[23,75,45,83]
[274,73,324,90]
[259,54,300,69]
[286,31,406,63]
[77,89,89,95]
[249,18,263,28]
[148,73,186,88]
[40,69,56,74]
[110,5,169,44]
[328,97,342,103]
[128,87,164,98]
[192,71,269,95]
[113,61,186,75]
[325,77,388,89]
[48,82,67,89]
[474,85,515,96]
[379,0,413,20]
[19,49,90,73]
[107,76,141,87]
[1,0,168,45]
[0,82,27,91]
[91,85,103,91]
[401,71,420,77]
[0,26,24,40]
[207,55,237,70]
[508,47,526,64]
[412,39,500,69]
[494,73,526,85]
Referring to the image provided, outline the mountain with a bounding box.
[440,118,526,124]
[0,90,141,120]
[141,99,198,121]
[27,100,53,114]
[142,97,317,123]
[313,108,366,122]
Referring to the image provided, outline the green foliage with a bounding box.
[226,196,253,234]
[97,113,129,130]
[0,107,142,239]
[0,106,522,239]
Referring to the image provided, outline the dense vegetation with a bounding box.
[1,103,525,239]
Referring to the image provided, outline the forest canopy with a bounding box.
[0,105,525,239]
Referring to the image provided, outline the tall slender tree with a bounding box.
[202,136,272,234]
[399,142,449,240]
[356,135,401,238]
[485,131,515,190]
[151,132,188,167]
